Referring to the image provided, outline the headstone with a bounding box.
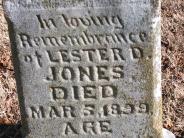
[3,0,163,137]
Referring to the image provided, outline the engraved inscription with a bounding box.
[37,15,57,29]
[64,122,78,136]
[61,14,124,29]
[11,6,156,137]
[28,105,76,119]
[18,31,147,48]
[45,66,124,82]
[50,85,118,101]
[27,102,149,119]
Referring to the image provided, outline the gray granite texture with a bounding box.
[3,0,162,137]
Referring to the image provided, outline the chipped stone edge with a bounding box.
[2,0,14,21]
[150,0,163,137]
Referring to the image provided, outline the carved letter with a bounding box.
[83,105,95,117]
[99,120,112,134]
[64,122,78,135]
[130,47,143,60]
[50,87,68,101]
[101,85,117,99]
[83,86,97,100]
[83,121,97,135]
[28,106,45,119]
[37,15,56,29]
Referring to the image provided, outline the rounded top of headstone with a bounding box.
[3,0,156,10]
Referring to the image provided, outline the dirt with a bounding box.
[162,0,184,137]
[0,0,184,137]
[0,0,20,126]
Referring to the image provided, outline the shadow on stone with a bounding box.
[0,123,22,138]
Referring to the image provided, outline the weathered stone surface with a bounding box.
[3,0,162,137]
